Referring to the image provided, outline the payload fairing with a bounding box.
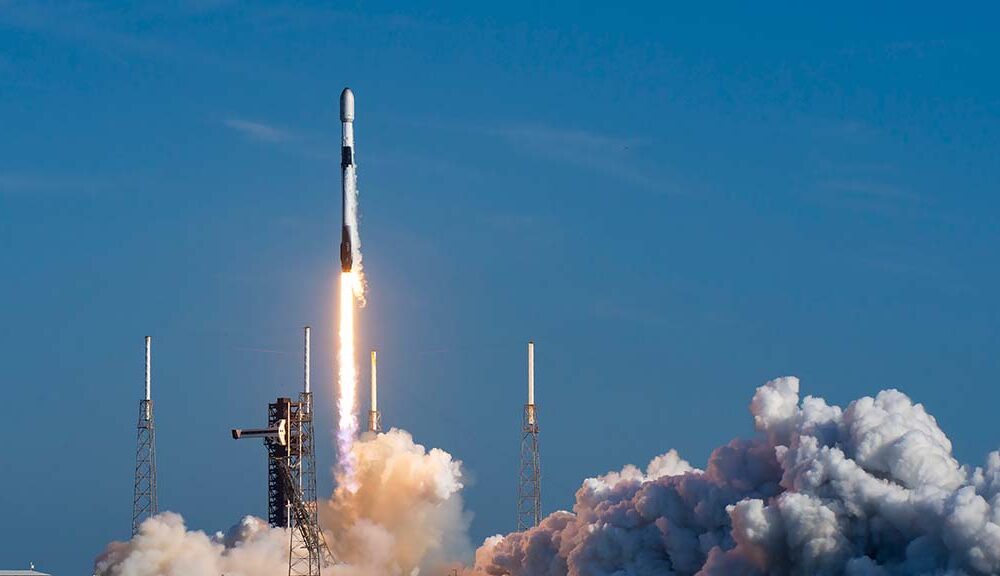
[340,87,358,272]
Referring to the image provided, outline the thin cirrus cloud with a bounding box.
[812,177,931,219]
[486,124,663,191]
[223,117,296,143]
[0,172,112,196]
[393,117,669,192]
[490,124,637,164]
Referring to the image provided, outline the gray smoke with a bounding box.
[469,377,1000,576]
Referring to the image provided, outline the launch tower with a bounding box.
[231,328,334,575]
[132,336,158,536]
[516,341,541,531]
[292,326,322,576]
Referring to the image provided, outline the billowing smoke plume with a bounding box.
[94,514,288,576]
[97,377,1000,575]
[470,377,1000,576]
[323,428,472,574]
[95,429,470,576]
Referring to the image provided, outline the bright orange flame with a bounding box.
[337,271,359,490]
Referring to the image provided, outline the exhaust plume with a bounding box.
[97,376,1000,576]
[469,377,1000,576]
[337,271,361,491]
[95,430,471,576]
[323,428,472,574]
[94,514,288,576]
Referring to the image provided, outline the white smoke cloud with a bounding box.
[94,513,288,576]
[323,428,472,575]
[469,377,1000,576]
[96,377,1000,575]
[95,429,470,576]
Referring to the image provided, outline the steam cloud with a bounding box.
[469,377,1000,576]
[322,428,471,574]
[94,515,287,576]
[95,429,470,576]
[97,378,1000,576]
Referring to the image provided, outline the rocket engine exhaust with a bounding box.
[337,87,364,491]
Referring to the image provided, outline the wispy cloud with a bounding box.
[591,299,668,327]
[817,178,921,204]
[809,173,932,220]
[485,123,665,192]
[493,125,639,152]
[484,212,536,230]
[804,156,934,219]
[403,117,666,190]
[0,1,176,60]
[232,346,290,356]
[179,0,239,13]
[223,118,295,143]
[0,172,111,196]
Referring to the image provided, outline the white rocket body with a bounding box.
[340,88,358,272]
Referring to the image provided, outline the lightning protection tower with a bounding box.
[293,326,322,576]
[516,341,541,531]
[132,336,158,536]
[367,350,382,433]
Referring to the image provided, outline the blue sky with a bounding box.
[1,2,998,574]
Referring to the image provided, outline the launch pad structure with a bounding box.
[232,327,335,576]
[132,336,158,536]
[517,341,542,531]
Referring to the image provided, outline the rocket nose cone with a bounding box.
[340,88,355,122]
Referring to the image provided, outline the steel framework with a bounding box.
[516,403,541,531]
[367,409,382,434]
[232,327,332,576]
[289,389,323,576]
[280,435,332,576]
[294,326,322,575]
[267,398,293,527]
[239,396,333,576]
[516,342,541,531]
[132,336,157,536]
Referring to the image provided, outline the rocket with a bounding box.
[340,87,357,273]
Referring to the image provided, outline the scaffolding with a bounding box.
[132,336,158,536]
[287,395,324,576]
[232,327,333,576]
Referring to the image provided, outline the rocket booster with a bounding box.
[340,87,357,273]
